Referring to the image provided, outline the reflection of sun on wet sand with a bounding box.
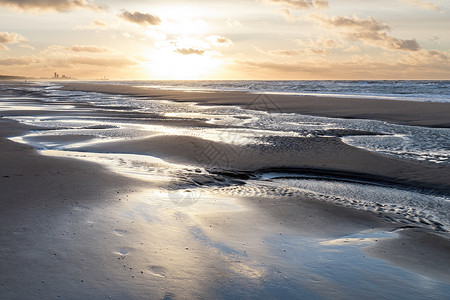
[1,81,449,299]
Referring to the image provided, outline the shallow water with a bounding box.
[1,82,450,298]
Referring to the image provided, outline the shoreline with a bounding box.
[62,82,450,128]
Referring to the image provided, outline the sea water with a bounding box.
[122,80,450,103]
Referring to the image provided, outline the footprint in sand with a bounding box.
[73,205,91,211]
[113,229,128,237]
[112,247,133,256]
[148,265,167,277]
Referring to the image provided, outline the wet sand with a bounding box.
[1,81,450,299]
[63,82,450,128]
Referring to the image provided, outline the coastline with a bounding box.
[63,82,450,128]
[58,81,450,194]
[1,81,449,298]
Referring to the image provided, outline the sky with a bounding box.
[0,0,449,80]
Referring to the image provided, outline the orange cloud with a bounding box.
[256,47,330,56]
[0,31,27,44]
[119,10,161,26]
[399,0,440,11]
[0,56,37,66]
[207,35,233,47]
[311,14,421,51]
[45,45,112,54]
[0,31,27,51]
[66,45,109,53]
[53,56,138,67]
[236,53,450,79]
[0,0,106,12]
[268,0,328,9]
[297,37,344,49]
[175,48,205,55]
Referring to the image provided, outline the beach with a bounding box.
[1,81,449,299]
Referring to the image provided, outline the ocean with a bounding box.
[111,80,450,103]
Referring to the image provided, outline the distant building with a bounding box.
[53,72,72,79]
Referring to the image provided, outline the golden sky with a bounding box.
[0,0,449,80]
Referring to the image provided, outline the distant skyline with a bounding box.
[0,0,449,80]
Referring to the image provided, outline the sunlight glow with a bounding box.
[143,49,222,80]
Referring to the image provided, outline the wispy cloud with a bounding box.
[0,0,106,12]
[207,35,233,47]
[19,44,35,50]
[297,37,344,49]
[0,31,27,50]
[61,56,137,67]
[226,18,243,28]
[0,31,27,44]
[399,49,449,65]
[399,0,440,11]
[175,48,205,55]
[41,44,131,68]
[0,56,37,66]
[256,47,330,56]
[119,10,161,26]
[236,50,450,78]
[76,20,109,31]
[68,45,108,53]
[47,45,110,53]
[267,0,328,10]
[310,14,421,51]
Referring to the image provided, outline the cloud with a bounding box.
[297,37,344,49]
[76,20,109,30]
[429,35,440,44]
[280,8,298,22]
[0,0,106,12]
[399,0,440,11]
[256,47,330,56]
[343,45,361,52]
[0,31,27,44]
[0,56,36,66]
[41,45,131,68]
[311,14,421,51]
[175,48,205,55]
[19,44,35,50]
[236,51,450,79]
[57,56,138,67]
[207,35,233,47]
[66,45,109,53]
[92,20,106,27]
[0,32,27,51]
[45,45,112,53]
[399,49,449,66]
[238,60,328,74]
[267,0,328,9]
[119,10,161,26]
[226,18,243,28]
